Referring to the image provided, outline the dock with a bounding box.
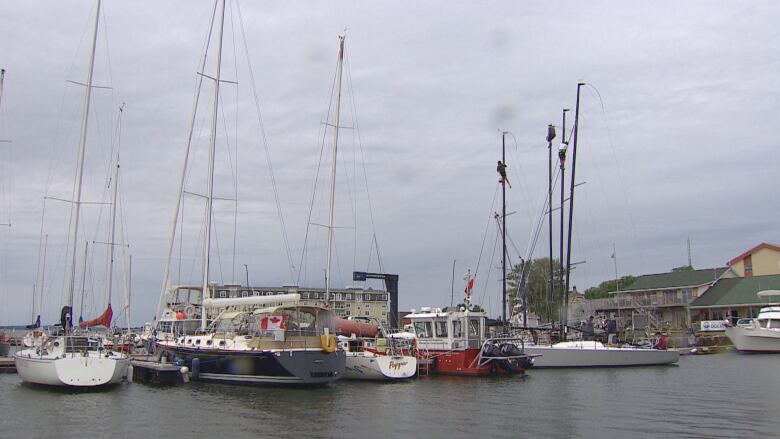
[130,355,189,385]
[0,357,16,373]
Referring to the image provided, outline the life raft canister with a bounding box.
[320,334,337,353]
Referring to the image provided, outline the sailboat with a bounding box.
[14,0,130,386]
[154,0,344,385]
[520,84,678,367]
[0,68,10,358]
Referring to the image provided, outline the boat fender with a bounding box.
[191,358,200,380]
[321,334,337,353]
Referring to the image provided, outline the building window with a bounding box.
[241,290,249,297]
[219,290,227,298]
[365,311,370,316]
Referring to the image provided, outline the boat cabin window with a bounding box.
[414,321,433,338]
[468,319,480,338]
[759,319,769,328]
[435,321,448,338]
[452,320,463,338]
[769,320,780,329]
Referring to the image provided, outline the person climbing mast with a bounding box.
[497,160,511,188]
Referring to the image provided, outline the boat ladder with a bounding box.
[416,348,433,376]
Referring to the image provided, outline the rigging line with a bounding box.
[504,131,537,226]
[584,82,647,269]
[345,50,385,273]
[157,0,218,320]
[296,38,341,285]
[474,182,501,281]
[477,225,500,308]
[235,1,296,280]
[211,207,225,286]
[216,84,238,281]
[33,199,48,318]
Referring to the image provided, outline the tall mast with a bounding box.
[546,123,556,324]
[65,0,101,332]
[501,131,507,323]
[201,0,226,330]
[325,35,345,305]
[156,0,219,321]
[563,83,584,338]
[558,109,568,339]
[105,104,123,311]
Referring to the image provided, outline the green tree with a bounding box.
[671,265,694,272]
[507,257,565,323]
[584,275,637,299]
[444,303,484,312]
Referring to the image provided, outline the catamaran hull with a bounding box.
[343,353,417,380]
[14,350,129,386]
[725,326,780,353]
[157,345,345,385]
[524,344,679,367]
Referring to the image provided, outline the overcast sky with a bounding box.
[0,0,778,326]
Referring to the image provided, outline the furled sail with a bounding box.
[79,303,113,328]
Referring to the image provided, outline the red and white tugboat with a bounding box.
[406,305,534,376]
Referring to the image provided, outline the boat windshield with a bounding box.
[254,306,334,337]
[452,320,463,338]
[468,318,481,338]
[413,321,433,338]
[45,335,102,353]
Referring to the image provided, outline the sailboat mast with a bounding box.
[156,0,219,321]
[563,83,584,337]
[325,35,345,305]
[558,109,568,339]
[105,104,123,310]
[65,0,101,332]
[501,132,507,323]
[201,0,226,330]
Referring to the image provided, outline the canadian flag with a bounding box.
[464,277,474,293]
[261,315,287,331]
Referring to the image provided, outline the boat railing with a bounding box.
[470,337,533,369]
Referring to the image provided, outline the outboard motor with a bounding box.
[60,306,73,331]
[500,343,523,357]
[482,342,501,357]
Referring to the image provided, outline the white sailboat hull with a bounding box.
[525,341,679,368]
[343,352,417,380]
[725,326,780,353]
[14,349,129,387]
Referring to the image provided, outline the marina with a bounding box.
[0,0,778,437]
[0,353,778,438]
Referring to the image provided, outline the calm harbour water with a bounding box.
[1,352,777,439]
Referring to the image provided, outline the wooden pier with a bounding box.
[130,355,189,385]
[0,357,16,373]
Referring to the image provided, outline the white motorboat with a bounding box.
[15,334,128,386]
[524,340,679,368]
[725,290,780,353]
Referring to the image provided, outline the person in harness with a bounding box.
[497,160,511,188]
